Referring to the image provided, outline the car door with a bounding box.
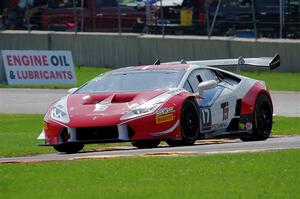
[184,69,237,133]
[203,69,238,133]
[184,69,218,132]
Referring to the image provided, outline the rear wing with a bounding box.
[164,53,280,71]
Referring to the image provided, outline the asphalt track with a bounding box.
[0,88,299,116]
[0,136,300,164]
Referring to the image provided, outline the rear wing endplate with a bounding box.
[165,53,280,71]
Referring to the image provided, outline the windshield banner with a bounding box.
[1,50,77,85]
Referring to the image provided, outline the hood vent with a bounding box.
[111,94,136,103]
[82,93,136,105]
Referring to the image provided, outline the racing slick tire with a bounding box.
[240,94,273,142]
[131,140,160,149]
[166,99,200,146]
[53,143,84,153]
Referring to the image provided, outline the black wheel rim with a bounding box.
[181,102,199,141]
[257,101,272,135]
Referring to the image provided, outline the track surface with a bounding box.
[0,88,299,116]
[1,136,300,163]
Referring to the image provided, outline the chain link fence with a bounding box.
[1,0,300,39]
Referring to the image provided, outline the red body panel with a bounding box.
[241,81,273,115]
[43,87,194,145]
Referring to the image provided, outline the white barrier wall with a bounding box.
[1,30,300,71]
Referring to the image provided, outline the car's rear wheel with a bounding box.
[166,99,199,146]
[131,140,160,149]
[240,94,273,142]
[53,143,84,153]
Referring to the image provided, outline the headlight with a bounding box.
[50,96,70,123]
[121,89,182,120]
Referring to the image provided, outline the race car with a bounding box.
[38,54,280,153]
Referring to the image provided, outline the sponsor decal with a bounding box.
[82,95,90,100]
[94,96,114,112]
[156,107,175,116]
[239,123,246,130]
[221,102,229,121]
[246,122,253,130]
[94,99,111,112]
[156,114,174,124]
[200,108,212,131]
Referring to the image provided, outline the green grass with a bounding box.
[0,114,299,157]
[0,67,112,89]
[0,67,299,91]
[0,150,300,199]
[241,71,300,91]
[273,116,300,135]
[0,114,52,157]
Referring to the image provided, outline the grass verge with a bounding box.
[0,149,300,199]
[0,114,299,157]
[272,116,300,135]
[0,67,299,91]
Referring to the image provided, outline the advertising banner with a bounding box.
[0,51,7,84]
[1,50,77,85]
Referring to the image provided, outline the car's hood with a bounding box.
[54,90,168,127]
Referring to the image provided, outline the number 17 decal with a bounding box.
[200,108,212,131]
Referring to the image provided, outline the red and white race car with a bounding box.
[38,54,280,153]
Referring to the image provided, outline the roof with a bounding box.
[111,64,191,73]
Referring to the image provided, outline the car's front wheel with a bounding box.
[166,99,200,146]
[240,94,273,142]
[131,140,160,149]
[53,143,84,153]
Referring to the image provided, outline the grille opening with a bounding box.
[60,128,70,142]
[127,126,136,139]
[76,126,118,141]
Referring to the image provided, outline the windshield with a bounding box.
[76,70,185,93]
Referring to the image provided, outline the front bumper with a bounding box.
[39,112,181,146]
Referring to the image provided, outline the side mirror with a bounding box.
[198,80,218,97]
[67,87,78,94]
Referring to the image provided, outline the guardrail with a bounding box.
[0,30,300,71]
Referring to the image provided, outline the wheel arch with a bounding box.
[241,82,273,115]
